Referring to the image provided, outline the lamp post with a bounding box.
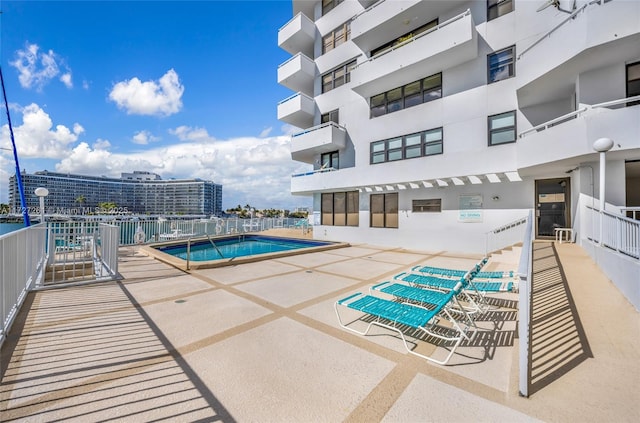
[34,187,49,223]
[593,137,614,245]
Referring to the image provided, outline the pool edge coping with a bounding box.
[139,235,350,271]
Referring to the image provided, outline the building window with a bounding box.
[370,127,443,164]
[321,191,359,226]
[321,109,339,124]
[488,46,515,83]
[487,0,513,21]
[488,111,516,146]
[322,0,344,16]
[627,62,640,106]
[370,73,442,118]
[371,193,398,228]
[323,22,350,54]
[321,151,339,170]
[412,199,441,212]
[371,19,438,57]
[322,60,356,93]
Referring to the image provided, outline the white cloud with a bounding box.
[108,69,184,116]
[132,130,159,145]
[280,123,300,136]
[259,126,272,137]
[0,104,83,159]
[53,127,311,208]
[169,125,214,143]
[60,72,73,88]
[10,43,72,91]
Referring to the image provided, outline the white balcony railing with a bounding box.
[350,9,476,98]
[278,12,315,57]
[519,95,640,137]
[290,121,347,163]
[277,92,315,129]
[277,52,315,96]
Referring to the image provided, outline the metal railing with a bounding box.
[517,210,534,397]
[517,0,608,61]
[519,95,640,137]
[586,206,640,260]
[277,91,313,106]
[351,9,471,69]
[1,223,47,348]
[116,217,310,246]
[620,207,640,221]
[45,221,121,284]
[485,215,529,256]
[291,121,346,139]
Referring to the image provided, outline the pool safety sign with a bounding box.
[459,194,483,223]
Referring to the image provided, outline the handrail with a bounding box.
[592,95,640,109]
[291,121,346,138]
[206,233,224,258]
[517,0,605,60]
[519,107,587,137]
[485,214,529,256]
[517,210,534,397]
[586,205,640,260]
[292,167,337,178]
[519,94,640,138]
[277,91,313,106]
[351,9,471,69]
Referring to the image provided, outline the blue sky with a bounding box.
[0,0,312,210]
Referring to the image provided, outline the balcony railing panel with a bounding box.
[278,53,315,96]
[350,10,476,98]
[277,92,315,129]
[350,0,468,52]
[516,97,640,171]
[291,122,347,164]
[278,12,315,57]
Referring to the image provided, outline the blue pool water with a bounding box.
[156,235,332,261]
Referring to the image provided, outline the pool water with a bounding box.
[156,235,332,261]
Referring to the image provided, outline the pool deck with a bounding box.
[1,232,638,422]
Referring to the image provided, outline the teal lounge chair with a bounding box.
[335,280,477,365]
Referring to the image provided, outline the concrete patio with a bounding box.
[1,236,638,422]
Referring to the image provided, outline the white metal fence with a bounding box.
[117,217,309,246]
[1,223,47,347]
[45,221,120,284]
[585,206,640,260]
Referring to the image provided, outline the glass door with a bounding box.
[536,178,570,238]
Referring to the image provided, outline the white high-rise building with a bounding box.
[277,0,640,253]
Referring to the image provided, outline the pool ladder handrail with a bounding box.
[206,234,225,259]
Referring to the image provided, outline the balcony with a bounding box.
[278,12,315,57]
[290,122,347,164]
[291,166,358,195]
[350,10,477,98]
[278,53,315,97]
[516,98,640,172]
[277,92,315,129]
[516,0,640,107]
[350,0,468,52]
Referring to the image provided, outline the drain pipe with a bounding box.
[186,238,191,271]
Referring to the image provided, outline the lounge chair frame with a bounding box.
[335,284,478,365]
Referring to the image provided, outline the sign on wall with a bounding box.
[459,194,483,222]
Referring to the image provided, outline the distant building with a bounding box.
[9,170,223,216]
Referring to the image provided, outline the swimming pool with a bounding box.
[142,234,348,270]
